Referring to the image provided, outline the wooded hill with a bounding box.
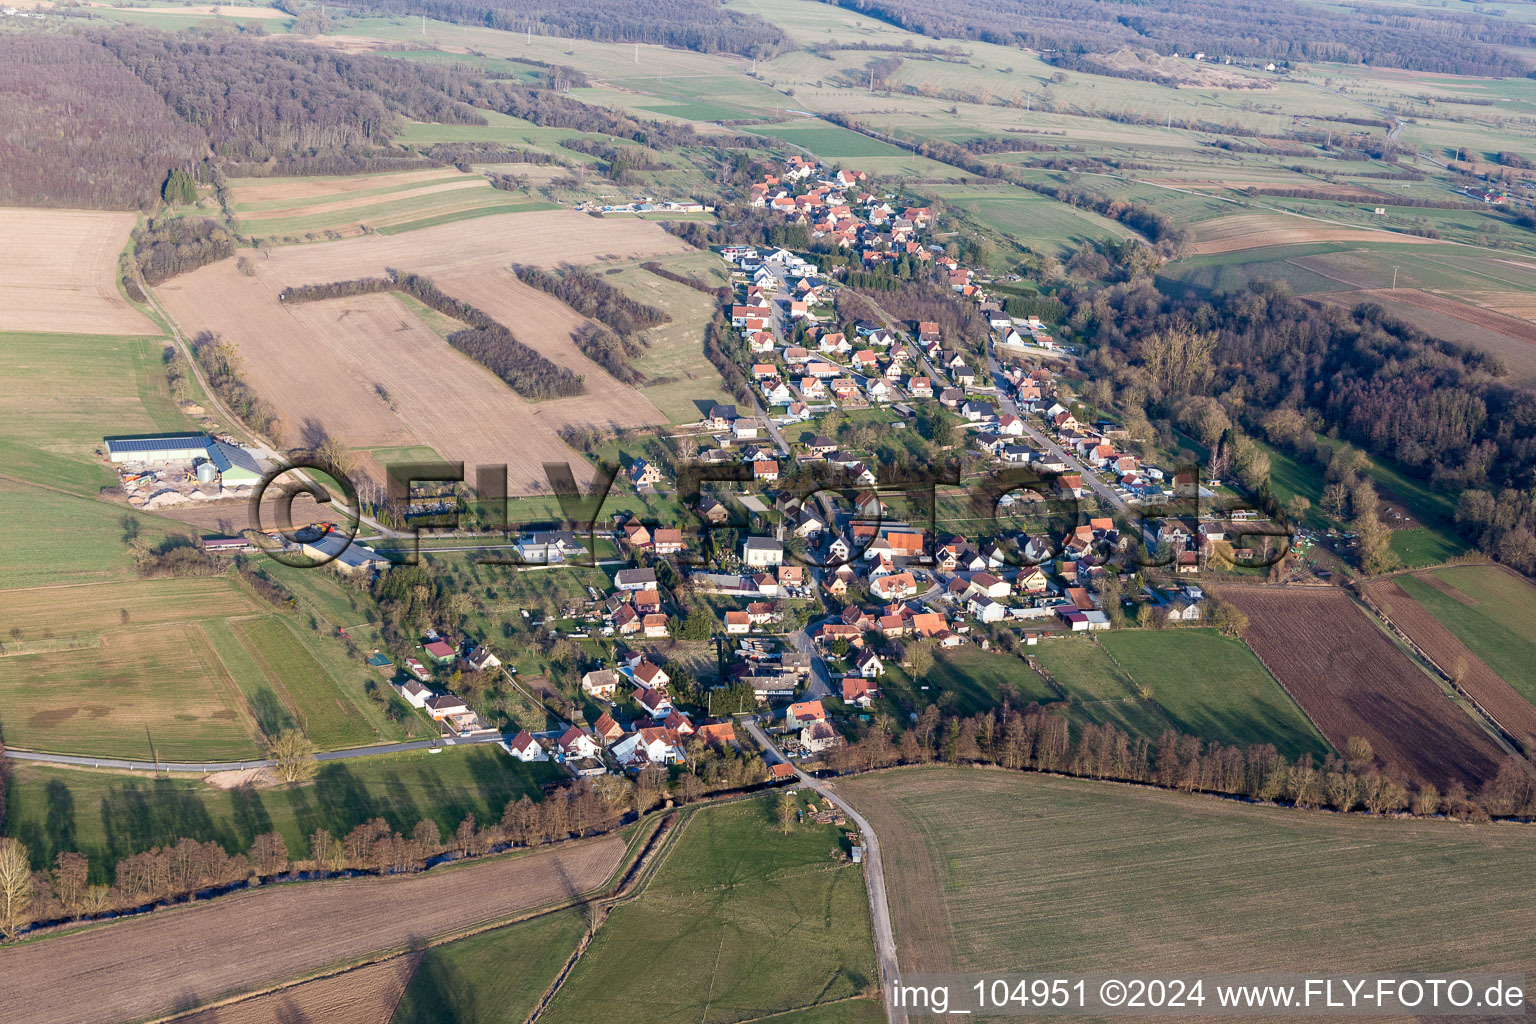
[819,0,1536,76]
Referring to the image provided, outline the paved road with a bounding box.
[743,718,905,1024]
[3,733,507,773]
[985,337,1132,519]
[787,622,834,701]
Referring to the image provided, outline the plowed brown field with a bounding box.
[154,211,685,492]
[1189,213,1438,254]
[1216,586,1503,788]
[175,954,420,1024]
[0,835,624,1024]
[0,209,155,335]
[1367,579,1536,750]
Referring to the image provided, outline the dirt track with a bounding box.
[0,209,155,335]
[1216,586,1504,788]
[0,835,624,1024]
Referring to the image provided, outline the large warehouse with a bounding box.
[103,432,264,486]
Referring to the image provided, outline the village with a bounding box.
[274,152,1295,779]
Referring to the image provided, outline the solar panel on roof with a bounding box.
[104,433,208,454]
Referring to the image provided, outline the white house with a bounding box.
[853,649,885,678]
[968,596,1006,623]
[557,726,602,761]
[743,536,784,568]
[506,730,548,762]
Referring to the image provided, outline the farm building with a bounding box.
[104,432,264,486]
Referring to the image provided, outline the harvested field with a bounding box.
[1366,579,1536,751]
[0,620,264,760]
[1315,288,1536,383]
[0,209,154,335]
[841,768,1536,986]
[154,211,687,491]
[0,577,258,638]
[1188,213,1438,254]
[230,168,459,206]
[174,955,420,1024]
[1216,586,1503,788]
[0,835,625,1024]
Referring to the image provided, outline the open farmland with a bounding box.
[230,168,554,241]
[152,211,689,491]
[0,834,626,1024]
[1367,577,1536,752]
[539,798,878,1024]
[1319,287,1536,383]
[0,209,154,335]
[1049,630,1332,759]
[4,746,557,869]
[1189,213,1441,254]
[840,768,1536,985]
[0,620,264,760]
[0,577,258,639]
[178,954,421,1024]
[1216,585,1504,788]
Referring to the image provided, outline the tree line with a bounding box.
[816,0,1536,77]
[511,265,670,338]
[330,0,793,58]
[134,218,236,285]
[821,701,1536,821]
[281,271,584,399]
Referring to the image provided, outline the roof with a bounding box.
[615,568,657,586]
[744,537,782,552]
[104,432,208,455]
[208,440,262,477]
[788,699,826,720]
[424,640,454,658]
[426,694,467,711]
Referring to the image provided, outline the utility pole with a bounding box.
[420,14,425,35]
[634,43,639,63]
[1392,266,1399,290]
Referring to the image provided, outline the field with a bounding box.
[180,955,421,1024]
[152,211,689,491]
[840,768,1536,984]
[0,576,257,639]
[1318,287,1536,384]
[1039,630,1331,759]
[1368,567,1536,750]
[229,168,556,241]
[392,908,589,1024]
[0,834,626,1024]
[0,619,265,761]
[1216,586,1503,787]
[4,745,558,870]
[230,615,387,749]
[920,185,1138,256]
[539,798,879,1024]
[1188,213,1441,255]
[0,209,154,335]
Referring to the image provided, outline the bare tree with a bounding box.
[270,729,318,783]
[775,790,797,835]
[0,838,34,939]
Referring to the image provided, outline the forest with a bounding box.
[0,28,487,208]
[1068,270,1536,571]
[330,0,793,58]
[818,0,1536,76]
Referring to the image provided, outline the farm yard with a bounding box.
[0,833,626,1024]
[841,768,1536,981]
[1216,586,1505,788]
[0,209,154,335]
